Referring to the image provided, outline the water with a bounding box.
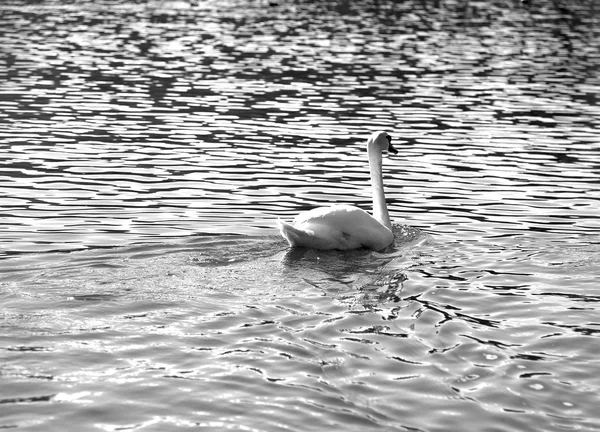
[1,0,600,430]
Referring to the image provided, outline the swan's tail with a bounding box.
[277,219,311,247]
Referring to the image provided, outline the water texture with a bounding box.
[1,0,600,431]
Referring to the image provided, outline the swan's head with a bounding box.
[368,131,397,155]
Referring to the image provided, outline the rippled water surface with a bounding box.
[1,0,600,430]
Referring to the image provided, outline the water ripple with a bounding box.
[2,0,599,254]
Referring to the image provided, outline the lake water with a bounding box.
[1,0,600,430]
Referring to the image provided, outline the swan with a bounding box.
[277,131,397,251]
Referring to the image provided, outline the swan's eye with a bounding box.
[386,135,392,142]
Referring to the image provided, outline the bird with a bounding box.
[277,131,397,251]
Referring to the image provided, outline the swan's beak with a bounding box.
[385,134,397,154]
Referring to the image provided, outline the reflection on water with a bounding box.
[1,0,600,431]
[0,0,599,255]
[2,231,600,431]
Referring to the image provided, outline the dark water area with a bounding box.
[0,0,598,255]
[1,0,600,431]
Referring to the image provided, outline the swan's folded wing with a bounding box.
[289,205,394,251]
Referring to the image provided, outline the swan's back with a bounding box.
[278,205,393,251]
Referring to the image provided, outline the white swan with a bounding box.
[277,131,397,251]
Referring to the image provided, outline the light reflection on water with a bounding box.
[1,0,600,431]
[1,0,598,255]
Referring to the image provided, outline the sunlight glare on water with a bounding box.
[1,0,600,431]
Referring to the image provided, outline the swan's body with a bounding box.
[277,131,397,251]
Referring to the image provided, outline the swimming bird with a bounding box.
[277,131,397,251]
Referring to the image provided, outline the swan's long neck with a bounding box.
[368,144,392,230]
